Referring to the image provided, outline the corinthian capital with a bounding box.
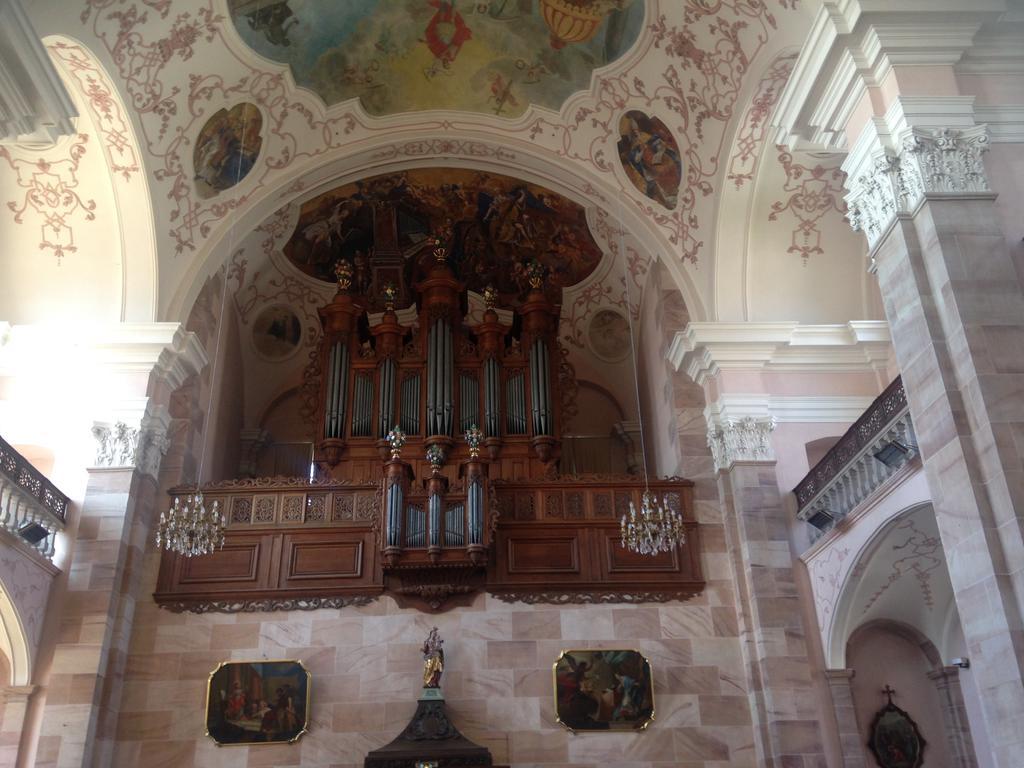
[707,417,777,472]
[91,403,170,480]
[900,125,991,200]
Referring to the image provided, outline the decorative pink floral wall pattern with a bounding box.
[861,517,943,614]
[48,41,143,183]
[810,544,850,632]
[726,52,796,190]
[0,135,97,264]
[767,149,847,262]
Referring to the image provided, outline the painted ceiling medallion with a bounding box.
[193,103,263,199]
[282,167,604,301]
[588,309,630,362]
[228,0,643,118]
[617,110,682,209]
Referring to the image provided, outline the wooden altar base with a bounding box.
[364,697,492,768]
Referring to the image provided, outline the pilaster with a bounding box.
[0,685,36,768]
[824,669,868,768]
[927,666,979,768]
[31,323,205,768]
[851,120,1024,767]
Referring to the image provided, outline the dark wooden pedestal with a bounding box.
[364,697,492,768]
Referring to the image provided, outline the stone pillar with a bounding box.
[824,669,868,768]
[30,326,205,768]
[710,415,826,767]
[927,666,979,768]
[0,685,36,767]
[843,116,1024,766]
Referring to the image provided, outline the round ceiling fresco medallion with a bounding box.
[282,167,604,304]
[252,304,303,360]
[193,103,263,199]
[616,110,681,210]
[228,0,644,118]
[588,309,631,362]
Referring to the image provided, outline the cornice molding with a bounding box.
[669,321,892,385]
[0,322,207,388]
[704,393,878,424]
[0,0,76,145]
[772,1,1007,150]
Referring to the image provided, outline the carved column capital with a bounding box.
[901,125,991,200]
[91,402,171,480]
[707,416,777,472]
[844,122,992,252]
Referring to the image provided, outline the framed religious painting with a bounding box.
[553,649,655,732]
[205,659,311,746]
[867,690,925,768]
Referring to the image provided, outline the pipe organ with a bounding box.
[314,245,563,482]
[155,238,703,613]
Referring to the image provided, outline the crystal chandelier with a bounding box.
[620,490,685,556]
[157,492,225,557]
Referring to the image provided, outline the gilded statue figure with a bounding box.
[421,627,444,688]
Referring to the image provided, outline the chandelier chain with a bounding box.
[616,199,686,556]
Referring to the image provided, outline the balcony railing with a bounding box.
[794,377,916,541]
[0,435,69,560]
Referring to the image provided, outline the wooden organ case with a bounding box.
[155,244,704,612]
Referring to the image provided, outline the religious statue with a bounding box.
[421,627,444,689]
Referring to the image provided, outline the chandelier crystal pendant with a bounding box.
[620,490,685,556]
[156,492,225,558]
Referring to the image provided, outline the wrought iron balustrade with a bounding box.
[0,434,69,560]
[794,377,916,541]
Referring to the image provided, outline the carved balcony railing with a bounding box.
[0,434,69,561]
[154,474,704,613]
[794,377,917,541]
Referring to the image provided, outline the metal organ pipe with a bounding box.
[443,319,453,435]
[386,479,404,548]
[378,357,396,437]
[541,340,551,435]
[468,478,483,545]
[530,339,551,436]
[325,341,349,439]
[426,321,436,433]
[428,492,441,549]
[484,358,499,437]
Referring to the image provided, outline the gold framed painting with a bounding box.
[552,649,655,732]
[205,659,311,745]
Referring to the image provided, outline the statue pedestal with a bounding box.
[363,688,492,768]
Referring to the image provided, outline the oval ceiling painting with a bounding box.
[282,167,604,302]
[229,0,644,118]
[617,110,681,210]
[193,103,263,199]
[588,309,630,362]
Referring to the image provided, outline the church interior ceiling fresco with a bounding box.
[228,0,645,117]
[282,167,605,304]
